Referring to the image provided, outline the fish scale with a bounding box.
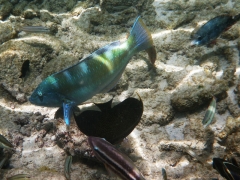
[29,16,156,126]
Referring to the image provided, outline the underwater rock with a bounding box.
[0,21,17,45]
[23,9,39,19]
[171,80,228,112]
[45,0,78,13]
[168,12,196,30]
[171,46,236,112]
[216,99,228,114]
[1,83,27,103]
[12,0,28,16]
[137,90,175,126]
[0,0,13,20]
[100,0,144,13]
[164,0,228,11]
[0,35,66,99]
[221,24,240,41]
[55,119,89,156]
[200,56,219,72]
[217,116,240,141]
[227,98,240,118]
[235,79,240,106]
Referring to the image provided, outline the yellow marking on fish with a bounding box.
[94,54,114,72]
[48,76,59,88]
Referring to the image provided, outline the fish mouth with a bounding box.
[190,40,198,46]
[28,95,35,104]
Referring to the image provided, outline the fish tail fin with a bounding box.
[128,16,156,64]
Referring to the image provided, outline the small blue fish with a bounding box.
[88,136,146,180]
[29,16,156,126]
[191,14,240,46]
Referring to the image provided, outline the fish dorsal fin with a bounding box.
[51,41,121,76]
[93,41,121,56]
[94,98,113,112]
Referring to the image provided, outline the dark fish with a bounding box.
[20,26,50,33]
[88,136,146,180]
[0,134,14,149]
[224,162,240,180]
[29,16,155,127]
[74,96,143,144]
[191,14,240,46]
[212,158,240,180]
[19,60,30,78]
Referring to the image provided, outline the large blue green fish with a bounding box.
[29,16,156,127]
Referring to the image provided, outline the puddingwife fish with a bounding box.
[29,16,156,126]
[191,14,240,46]
[88,136,146,180]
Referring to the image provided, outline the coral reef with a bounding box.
[0,0,240,179]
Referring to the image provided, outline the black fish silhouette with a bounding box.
[74,96,143,144]
[19,60,30,78]
[213,158,240,180]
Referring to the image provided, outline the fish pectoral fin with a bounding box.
[63,101,75,127]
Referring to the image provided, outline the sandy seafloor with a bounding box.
[0,0,240,179]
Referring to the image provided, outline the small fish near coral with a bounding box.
[213,158,240,180]
[74,96,143,144]
[20,26,50,33]
[6,174,30,180]
[202,97,216,129]
[162,168,168,180]
[29,16,156,127]
[0,134,14,149]
[88,136,146,180]
[191,14,240,46]
[64,155,72,180]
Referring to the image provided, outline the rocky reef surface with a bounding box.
[0,0,240,179]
